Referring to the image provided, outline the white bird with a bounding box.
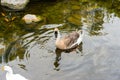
[2,66,28,80]
[54,28,84,50]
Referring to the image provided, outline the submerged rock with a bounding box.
[1,0,29,10]
[66,14,82,26]
[22,14,42,24]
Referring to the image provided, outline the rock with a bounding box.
[22,14,42,24]
[1,0,29,10]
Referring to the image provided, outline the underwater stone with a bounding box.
[22,14,42,24]
[66,14,82,26]
[1,0,29,10]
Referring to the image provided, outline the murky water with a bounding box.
[0,0,120,80]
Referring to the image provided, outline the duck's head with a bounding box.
[54,28,60,38]
[2,66,13,73]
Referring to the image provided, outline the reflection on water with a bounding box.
[3,28,53,63]
[54,42,83,71]
[0,0,120,80]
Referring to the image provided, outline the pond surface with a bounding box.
[0,0,120,80]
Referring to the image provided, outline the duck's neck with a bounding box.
[56,30,61,40]
[6,70,13,80]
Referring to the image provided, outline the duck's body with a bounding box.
[54,28,84,50]
[6,73,28,80]
[2,66,28,80]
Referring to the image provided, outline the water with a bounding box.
[0,0,120,80]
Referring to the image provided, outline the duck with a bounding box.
[2,66,28,80]
[54,28,84,50]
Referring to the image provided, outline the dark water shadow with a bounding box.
[54,42,83,71]
[3,28,51,63]
[3,39,19,63]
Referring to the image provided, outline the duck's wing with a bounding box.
[63,32,79,49]
[69,31,84,48]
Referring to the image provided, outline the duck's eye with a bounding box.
[1,66,4,71]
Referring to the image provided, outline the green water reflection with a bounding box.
[0,0,120,80]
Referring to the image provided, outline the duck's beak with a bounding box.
[1,66,4,71]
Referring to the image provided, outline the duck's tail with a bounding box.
[77,30,84,44]
[68,30,84,49]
